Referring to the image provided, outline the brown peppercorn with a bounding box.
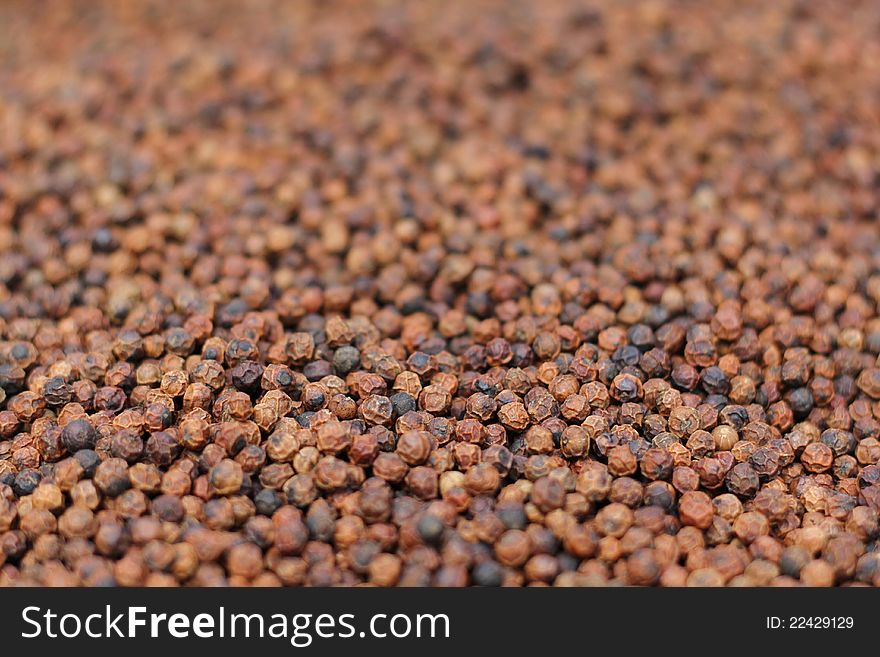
[226,542,263,579]
[802,443,834,473]
[144,431,181,466]
[314,456,354,492]
[856,438,880,465]
[368,553,402,587]
[595,503,634,538]
[530,476,565,513]
[607,477,642,508]
[32,483,64,512]
[210,459,244,496]
[523,426,554,455]
[575,463,610,503]
[129,463,161,493]
[110,429,143,464]
[640,447,673,481]
[672,466,700,494]
[93,458,131,497]
[372,452,409,484]
[726,463,760,498]
[498,402,529,431]
[559,425,589,459]
[314,420,351,455]
[463,463,501,496]
[679,491,714,529]
[712,425,738,451]
[419,385,451,414]
[360,395,394,426]
[668,406,701,438]
[800,559,836,587]
[733,511,770,544]
[627,548,661,586]
[495,530,531,568]
[606,445,637,477]
[396,430,433,466]
[694,457,727,490]
[856,368,880,400]
[405,466,439,500]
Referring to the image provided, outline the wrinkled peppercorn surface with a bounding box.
[0,0,879,587]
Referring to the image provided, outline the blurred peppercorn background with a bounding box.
[0,0,879,586]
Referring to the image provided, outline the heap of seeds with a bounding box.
[0,0,880,586]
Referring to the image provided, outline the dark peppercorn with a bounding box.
[416,514,445,546]
[389,392,418,418]
[496,503,528,530]
[60,419,97,452]
[43,377,73,407]
[254,489,285,516]
[145,431,181,466]
[73,450,101,478]
[93,458,131,497]
[640,448,673,481]
[110,430,144,464]
[333,346,361,375]
[472,560,504,586]
[231,360,264,395]
[726,463,760,498]
[643,481,676,511]
[13,469,41,496]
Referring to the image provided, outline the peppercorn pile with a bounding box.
[1,0,880,587]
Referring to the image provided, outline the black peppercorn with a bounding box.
[73,449,101,478]
[472,559,504,586]
[13,468,41,496]
[416,514,445,546]
[60,418,97,452]
[254,488,285,516]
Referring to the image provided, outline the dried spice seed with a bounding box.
[802,443,834,474]
[726,463,760,498]
[60,419,97,453]
[679,492,714,529]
